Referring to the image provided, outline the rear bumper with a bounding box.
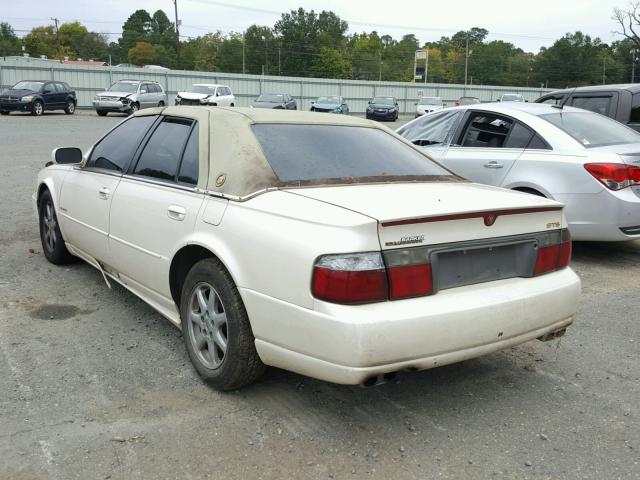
[241,268,581,385]
[557,188,640,241]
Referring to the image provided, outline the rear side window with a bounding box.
[54,83,66,92]
[397,110,463,147]
[570,96,612,116]
[87,116,156,172]
[504,122,534,148]
[178,124,199,185]
[252,124,452,182]
[630,93,640,123]
[133,117,194,182]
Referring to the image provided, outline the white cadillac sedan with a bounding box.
[397,103,640,241]
[34,107,580,390]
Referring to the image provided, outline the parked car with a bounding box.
[498,93,524,102]
[455,96,481,106]
[310,95,349,114]
[93,80,167,116]
[143,64,170,71]
[34,107,579,390]
[415,97,444,117]
[396,102,640,241]
[250,93,297,109]
[365,96,399,121]
[175,84,235,107]
[0,80,76,116]
[535,84,640,132]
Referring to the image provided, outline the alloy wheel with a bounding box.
[187,282,228,369]
[42,200,57,252]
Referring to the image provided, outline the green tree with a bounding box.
[0,22,21,57]
[23,26,70,59]
[215,33,244,73]
[128,41,155,66]
[120,10,153,54]
[58,21,108,60]
[309,47,352,78]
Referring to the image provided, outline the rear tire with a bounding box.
[64,100,76,114]
[38,189,75,265]
[180,258,265,390]
[96,110,107,117]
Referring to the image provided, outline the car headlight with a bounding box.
[21,95,34,102]
[119,97,130,104]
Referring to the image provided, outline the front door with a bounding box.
[108,117,204,302]
[57,115,157,263]
[442,111,528,186]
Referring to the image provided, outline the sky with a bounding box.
[2,0,629,52]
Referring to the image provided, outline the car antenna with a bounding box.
[552,86,578,110]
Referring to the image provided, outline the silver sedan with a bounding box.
[396,103,640,241]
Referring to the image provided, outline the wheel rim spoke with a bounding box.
[190,311,204,329]
[213,329,227,353]
[188,282,228,370]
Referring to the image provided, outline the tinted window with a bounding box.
[461,113,513,148]
[178,124,199,185]
[504,122,534,148]
[140,84,151,93]
[43,83,55,93]
[538,96,562,105]
[570,96,611,116]
[630,93,640,123]
[54,83,66,92]
[527,134,551,150]
[397,110,463,146]
[540,112,640,148]
[134,118,193,181]
[87,116,156,172]
[252,124,451,182]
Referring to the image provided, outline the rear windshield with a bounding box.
[540,112,640,148]
[252,124,453,183]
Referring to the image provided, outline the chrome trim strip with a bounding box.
[59,212,108,236]
[121,174,199,193]
[109,234,163,259]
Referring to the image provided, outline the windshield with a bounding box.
[317,96,340,104]
[257,93,284,103]
[252,124,452,183]
[459,97,480,105]
[371,97,395,105]
[540,112,640,148]
[12,81,44,91]
[109,82,138,93]
[501,94,523,102]
[190,85,217,94]
[419,97,442,105]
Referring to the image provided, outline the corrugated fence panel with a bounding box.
[0,57,552,113]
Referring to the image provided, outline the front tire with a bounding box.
[38,189,75,265]
[96,110,107,117]
[64,100,76,114]
[128,103,139,115]
[158,101,165,107]
[180,258,265,390]
[0,111,9,116]
[31,100,44,116]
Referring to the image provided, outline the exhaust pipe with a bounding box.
[361,371,397,387]
[537,327,567,342]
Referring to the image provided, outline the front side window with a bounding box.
[397,110,463,147]
[54,83,66,92]
[461,113,513,148]
[86,116,156,172]
[570,96,612,116]
[252,124,452,183]
[133,118,194,182]
[540,111,640,148]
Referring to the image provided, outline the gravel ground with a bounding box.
[0,110,639,480]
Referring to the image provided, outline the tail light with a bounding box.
[584,163,640,190]
[312,251,433,304]
[533,228,572,276]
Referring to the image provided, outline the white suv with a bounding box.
[175,84,235,107]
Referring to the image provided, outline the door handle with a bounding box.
[167,205,187,221]
[98,187,110,199]
[484,161,504,169]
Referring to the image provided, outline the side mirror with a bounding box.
[140,89,147,94]
[52,147,83,165]
[395,102,398,106]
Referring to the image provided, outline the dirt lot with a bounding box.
[0,111,639,480]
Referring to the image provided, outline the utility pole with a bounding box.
[632,49,637,83]
[424,48,429,84]
[278,47,281,75]
[50,17,60,57]
[602,56,606,85]
[242,33,245,74]
[173,0,180,67]
[262,35,268,76]
[464,36,469,93]
[379,49,382,81]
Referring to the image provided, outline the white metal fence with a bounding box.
[0,56,552,113]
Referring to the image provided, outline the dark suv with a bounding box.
[0,80,77,116]
[535,84,640,131]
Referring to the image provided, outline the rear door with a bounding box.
[443,111,528,186]
[108,117,205,302]
[58,115,157,263]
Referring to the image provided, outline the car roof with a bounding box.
[192,83,225,87]
[544,83,640,95]
[446,101,585,116]
[116,80,159,84]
